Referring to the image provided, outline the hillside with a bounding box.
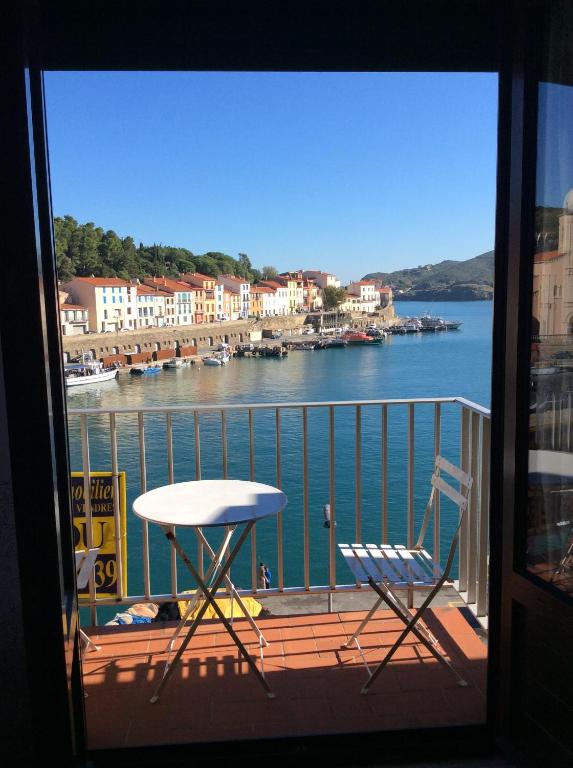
[54,215,264,283]
[363,251,494,301]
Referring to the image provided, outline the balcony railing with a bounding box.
[68,396,490,626]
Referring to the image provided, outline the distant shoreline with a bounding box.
[395,296,493,302]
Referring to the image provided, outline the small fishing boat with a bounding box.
[130,365,162,376]
[343,331,384,345]
[203,352,230,366]
[64,355,118,387]
[163,358,186,369]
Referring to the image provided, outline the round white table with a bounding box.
[133,480,287,702]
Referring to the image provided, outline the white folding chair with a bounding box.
[338,455,473,694]
[75,548,101,652]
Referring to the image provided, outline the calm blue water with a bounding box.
[68,301,492,606]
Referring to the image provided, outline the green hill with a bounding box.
[363,251,494,301]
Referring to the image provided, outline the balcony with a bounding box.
[69,397,489,749]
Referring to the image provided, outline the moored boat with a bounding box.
[130,365,162,376]
[64,355,118,387]
[342,331,384,345]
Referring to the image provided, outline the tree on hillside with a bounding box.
[262,265,278,280]
[322,285,346,310]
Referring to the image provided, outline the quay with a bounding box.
[62,307,399,365]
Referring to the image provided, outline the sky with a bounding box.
[44,71,498,283]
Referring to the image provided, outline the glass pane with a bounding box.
[528,1,573,598]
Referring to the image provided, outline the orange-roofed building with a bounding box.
[180,273,216,322]
[59,301,89,335]
[259,280,289,315]
[63,276,138,332]
[217,274,250,319]
[144,277,196,325]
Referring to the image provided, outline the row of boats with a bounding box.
[389,313,462,334]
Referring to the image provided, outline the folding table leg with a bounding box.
[165,526,236,655]
[195,526,269,647]
[150,523,274,703]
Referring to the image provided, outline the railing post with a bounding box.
[477,415,490,617]
[109,413,124,602]
[248,408,257,592]
[459,407,470,593]
[275,407,283,592]
[329,405,336,590]
[193,411,203,581]
[80,415,96,625]
[303,407,310,591]
[467,411,480,604]
[381,403,388,544]
[433,403,441,564]
[355,404,362,544]
[408,403,415,608]
[137,411,151,601]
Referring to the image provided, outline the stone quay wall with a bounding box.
[61,306,399,361]
[61,315,309,359]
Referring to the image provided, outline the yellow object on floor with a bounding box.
[177,590,263,620]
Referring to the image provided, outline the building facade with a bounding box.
[63,277,138,332]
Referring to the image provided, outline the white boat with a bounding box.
[163,357,186,369]
[65,356,118,387]
[203,353,230,366]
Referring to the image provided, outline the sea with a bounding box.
[67,301,493,612]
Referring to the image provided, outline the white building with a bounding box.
[60,303,89,335]
[136,285,168,327]
[214,282,225,320]
[63,277,138,332]
[302,270,341,290]
[259,280,289,315]
[252,284,276,316]
[218,275,250,318]
[144,277,195,326]
[347,280,379,312]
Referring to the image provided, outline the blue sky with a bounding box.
[45,72,498,283]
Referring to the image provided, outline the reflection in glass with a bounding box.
[528,58,573,596]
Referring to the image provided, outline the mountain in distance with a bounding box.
[363,250,494,301]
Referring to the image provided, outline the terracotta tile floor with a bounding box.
[82,607,487,750]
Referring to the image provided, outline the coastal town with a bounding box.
[59,269,394,337]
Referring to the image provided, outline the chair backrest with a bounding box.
[75,548,100,590]
[415,455,473,553]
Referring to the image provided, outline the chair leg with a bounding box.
[80,628,100,652]
[361,579,467,694]
[342,594,385,648]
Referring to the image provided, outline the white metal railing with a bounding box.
[68,396,490,624]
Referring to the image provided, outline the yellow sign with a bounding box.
[71,471,127,599]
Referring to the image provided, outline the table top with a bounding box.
[132,479,287,527]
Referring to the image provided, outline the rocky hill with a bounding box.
[363,251,494,301]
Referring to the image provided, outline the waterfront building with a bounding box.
[222,286,241,320]
[249,285,264,317]
[214,281,225,321]
[217,274,250,319]
[377,285,393,308]
[63,276,138,332]
[180,273,216,322]
[135,284,168,328]
[253,283,277,316]
[143,276,195,325]
[302,269,341,290]
[303,279,323,311]
[259,279,289,315]
[275,274,298,313]
[59,302,89,335]
[278,271,306,310]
